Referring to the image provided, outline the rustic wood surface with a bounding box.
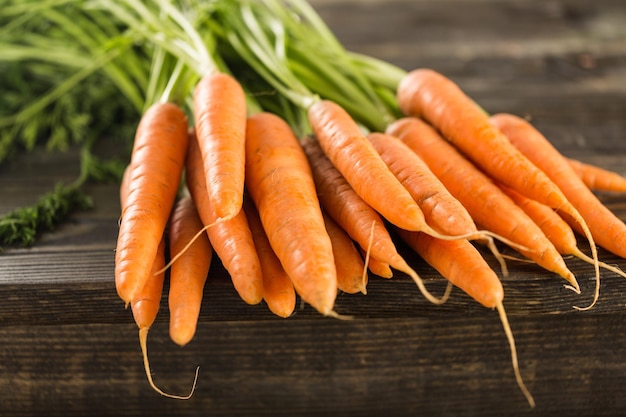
[2,0,626,416]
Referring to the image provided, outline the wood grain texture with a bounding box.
[2,0,626,415]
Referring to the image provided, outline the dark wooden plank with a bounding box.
[2,0,626,416]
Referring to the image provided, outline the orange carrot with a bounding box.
[490,112,622,307]
[323,211,368,294]
[397,228,534,408]
[192,72,247,221]
[186,129,264,305]
[567,158,626,193]
[243,198,296,318]
[167,196,212,347]
[397,69,598,296]
[499,183,626,280]
[115,101,188,305]
[120,167,197,400]
[308,99,472,240]
[300,135,449,304]
[245,112,337,316]
[387,116,579,291]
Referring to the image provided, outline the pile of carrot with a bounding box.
[102,0,626,408]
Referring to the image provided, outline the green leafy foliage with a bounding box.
[0,184,92,248]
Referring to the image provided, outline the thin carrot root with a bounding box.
[568,215,600,311]
[484,236,509,278]
[358,220,378,296]
[496,302,535,408]
[395,257,452,305]
[139,327,199,400]
[155,213,236,275]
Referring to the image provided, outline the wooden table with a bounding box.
[2,0,626,416]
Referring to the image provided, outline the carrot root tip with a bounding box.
[139,327,199,400]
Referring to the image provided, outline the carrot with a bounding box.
[245,111,337,316]
[167,196,212,347]
[397,228,534,408]
[192,72,247,220]
[300,135,449,304]
[115,101,189,305]
[567,158,626,193]
[323,211,368,294]
[186,128,264,305]
[396,69,599,302]
[386,116,580,292]
[308,99,475,240]
[499,184,626,281]
[490,112,623,308]
[243,198,296,318]
[121,167,197,400]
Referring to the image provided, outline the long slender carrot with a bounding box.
[396,69,599,301]
[567,158,626,193]
[300,135,449,304]
[167,196,212,347]
[186,129,264,306]
[121,167,197,400]
[192,72,247,221]
[115,101,189,305]
[245,111,337,316]
[387,117,579,292]
[499,183,626,281]
[323,211,368,295]
[490,112,622,307]
[396,229,534,408]
[243,198,296,318]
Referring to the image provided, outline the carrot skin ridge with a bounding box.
[186,129,264,305]
[168,196,213,347]
[115,101,189,305]
[245,112,337,315]
[193,72,248,220]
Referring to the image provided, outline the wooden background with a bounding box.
[2,0,626,416]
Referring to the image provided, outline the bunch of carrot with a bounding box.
[97,0,626,408]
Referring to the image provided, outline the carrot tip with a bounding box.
[325,310,353,321]
[563,284,581,295]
